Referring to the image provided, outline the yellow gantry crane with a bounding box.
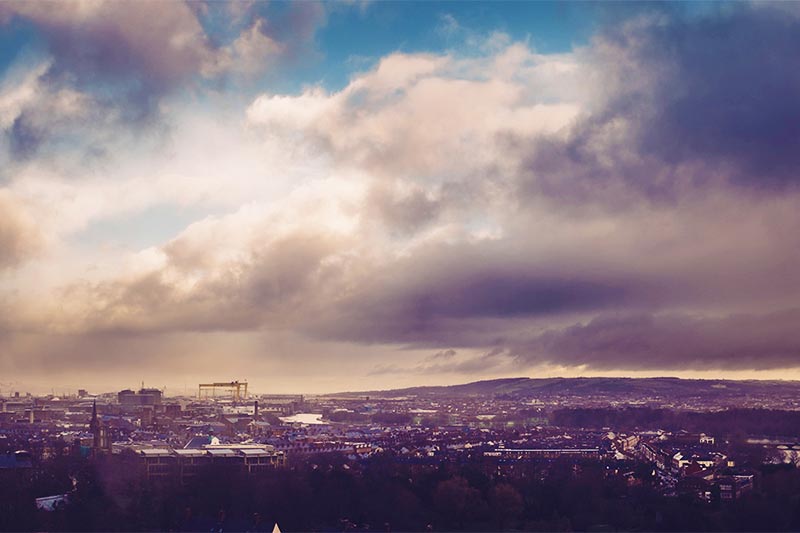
[198,381,248,402]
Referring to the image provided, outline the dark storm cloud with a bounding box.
[412,274,622,318]
[308,240,640,346]
[520,309,800,371]
[631,7,800,187]
[524,4,800,206]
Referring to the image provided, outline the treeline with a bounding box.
[5,450,800,531]
[323,409,545,427]
[324,410,413,425]
[549,407,800,437]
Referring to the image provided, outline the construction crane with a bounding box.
[198,381,248,402]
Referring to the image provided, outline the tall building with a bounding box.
[89,400,100,451]
[138,388,163,406]
[118,389,137,406]
[89,400,111,454]
[118,388,163,407]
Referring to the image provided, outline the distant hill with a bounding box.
[333,376,800,399]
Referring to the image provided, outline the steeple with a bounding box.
[90,400,100,450]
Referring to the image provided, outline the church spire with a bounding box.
[90,399,100,450]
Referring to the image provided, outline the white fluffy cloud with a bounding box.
[247,48,582,179]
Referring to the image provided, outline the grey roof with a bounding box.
[138,448,172,456]
[0,451,33,469]
[184,435,213,449]
[173,449,207,457]
[206,448,237,457]
[239,448,270,456]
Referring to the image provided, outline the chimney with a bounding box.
[254,400,259,420]
[29,409,34,424]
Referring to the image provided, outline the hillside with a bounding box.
[334,376,800,400]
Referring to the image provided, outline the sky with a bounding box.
[2,1,800,395]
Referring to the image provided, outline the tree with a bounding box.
[489,483,523,530]
[433,476,486,530]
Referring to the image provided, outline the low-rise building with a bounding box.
[127,443,286,482]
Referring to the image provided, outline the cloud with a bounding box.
[4,4,800,386]
[56,229,347,336]
[521,309,800,371]
[245,9,800,368]
[0,0,329,157]
[2,2,214,114]
[363,182,442,235]
[427,349,457,361]
[247,48,581,179]
[369,348,513,376]
[36,173,798,375]
[307,240,635,346]
[622,7,800,188]
[203,18,284,78]
[0,63,104,160]
[520,5,800,208]
[0,190,41,269]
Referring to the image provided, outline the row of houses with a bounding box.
[679,472,755,502]
[639,440,728,474]
[484,447,604,459]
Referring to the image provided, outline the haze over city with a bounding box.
[3,1,800,395]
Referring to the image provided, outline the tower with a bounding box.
[90,400,101,451]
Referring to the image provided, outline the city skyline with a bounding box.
[3,1,800,394]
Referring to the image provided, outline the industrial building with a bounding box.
[118,388,163,407]
[129,444,285,482]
